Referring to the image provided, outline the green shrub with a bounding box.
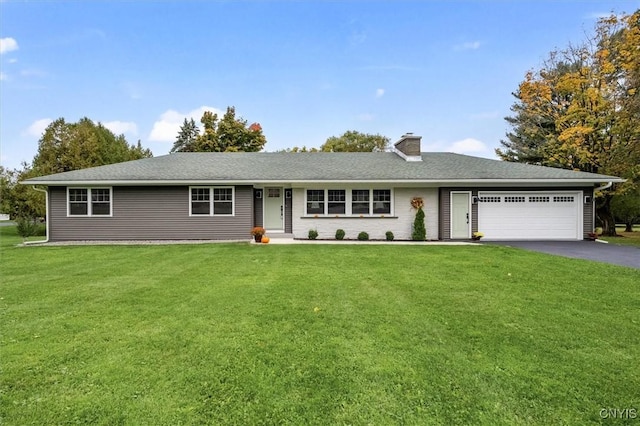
[412,207,426,241]
[357,231,369,241]
[16,216,39,240]
[308,229,319,240]
[385,231,394,241]
[335,229,345,240]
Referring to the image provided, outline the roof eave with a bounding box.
[21,177,625,186]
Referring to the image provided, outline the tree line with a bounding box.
[497,11,640,235]
[3,9,639,234]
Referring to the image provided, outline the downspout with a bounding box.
[591,182,613,237]
[26,186,49,244]
[594,182,613,193]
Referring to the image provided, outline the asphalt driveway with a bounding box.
[484,240,640,269]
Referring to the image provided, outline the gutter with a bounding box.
[593,182,613,193]
[25,186,49,244]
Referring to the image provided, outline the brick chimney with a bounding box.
[394,133,422,161]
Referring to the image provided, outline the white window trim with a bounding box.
[67,187,113,217]
[189,186,235,217]
[304,188,394,217]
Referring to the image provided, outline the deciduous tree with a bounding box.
[497,11,640,236]
[321,131,389,152]
[171,107,267,152]
[11,117,153,219]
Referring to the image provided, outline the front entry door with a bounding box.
[451,192,471,239]
[264,187,284,230]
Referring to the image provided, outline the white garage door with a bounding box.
[477,192,582,240]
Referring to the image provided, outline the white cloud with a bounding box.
[148,106,223,142]
[20,69,47,78]
[25,118,53,138]
[104,121,138,136]
[449,138,487,153]
[454,41,481,51]
[0,72,6,81]
[0,37,18,54]
[375,88,385,98]
[8,58,17,63]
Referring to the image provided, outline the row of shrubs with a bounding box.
[308,229,395,241]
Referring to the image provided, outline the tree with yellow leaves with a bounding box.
[497,11,640,236]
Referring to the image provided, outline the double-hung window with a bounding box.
[305,189,393,216]
[351,190,370,215]
[213,188,233,215]
[190,187,234,216]
[372,190,391,214]
[306,190,325,214]
[327,190,346,214]
[68,188,112,216]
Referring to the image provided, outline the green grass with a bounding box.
[599,226,640,247]
[1,226,639,425]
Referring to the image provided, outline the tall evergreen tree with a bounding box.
[170,118,200,153]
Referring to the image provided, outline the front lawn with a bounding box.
[599,226,640,247]
[1,226,638,425]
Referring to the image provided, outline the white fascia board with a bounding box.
[20,178,624,186]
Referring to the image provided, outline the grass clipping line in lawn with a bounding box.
[1,225,639,425]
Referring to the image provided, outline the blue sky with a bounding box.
[1,0,637,170]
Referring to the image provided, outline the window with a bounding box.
[306,190,325,214]
[373,190,391,214]
[68,188,111,216]
[529,196,550,203]
[328,190,346,214]
[69,188,88,215]
[191,188,210,215]
[553,196,575,203]
[305,189,393,216]
[91,189,111,215]
[352,190,370,214]
[190,187,234,216]
[504,196,525,203]
[478,196,501,203]
[268,188,280,198]
[213,188,233,215]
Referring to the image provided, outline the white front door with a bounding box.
[264,187,284,230]
[451,192,471,239]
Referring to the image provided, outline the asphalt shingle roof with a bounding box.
[22,152,622,184]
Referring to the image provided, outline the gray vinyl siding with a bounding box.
[253,189,263,228]
[440,186,594,240]
[583,187,594,237]
[285,189,293,233]
[49,186,253,241]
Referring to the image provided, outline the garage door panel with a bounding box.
[478,192,581,240]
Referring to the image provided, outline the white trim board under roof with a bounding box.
[21,152,623,186]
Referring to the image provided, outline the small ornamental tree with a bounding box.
[411,197,426,241]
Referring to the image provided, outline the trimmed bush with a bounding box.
[16,216,39,240]
[308,229,319,240]
[412,207,426,241]
[335,229,346,240]
[357,231,369,241]
[385,231,394,241]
